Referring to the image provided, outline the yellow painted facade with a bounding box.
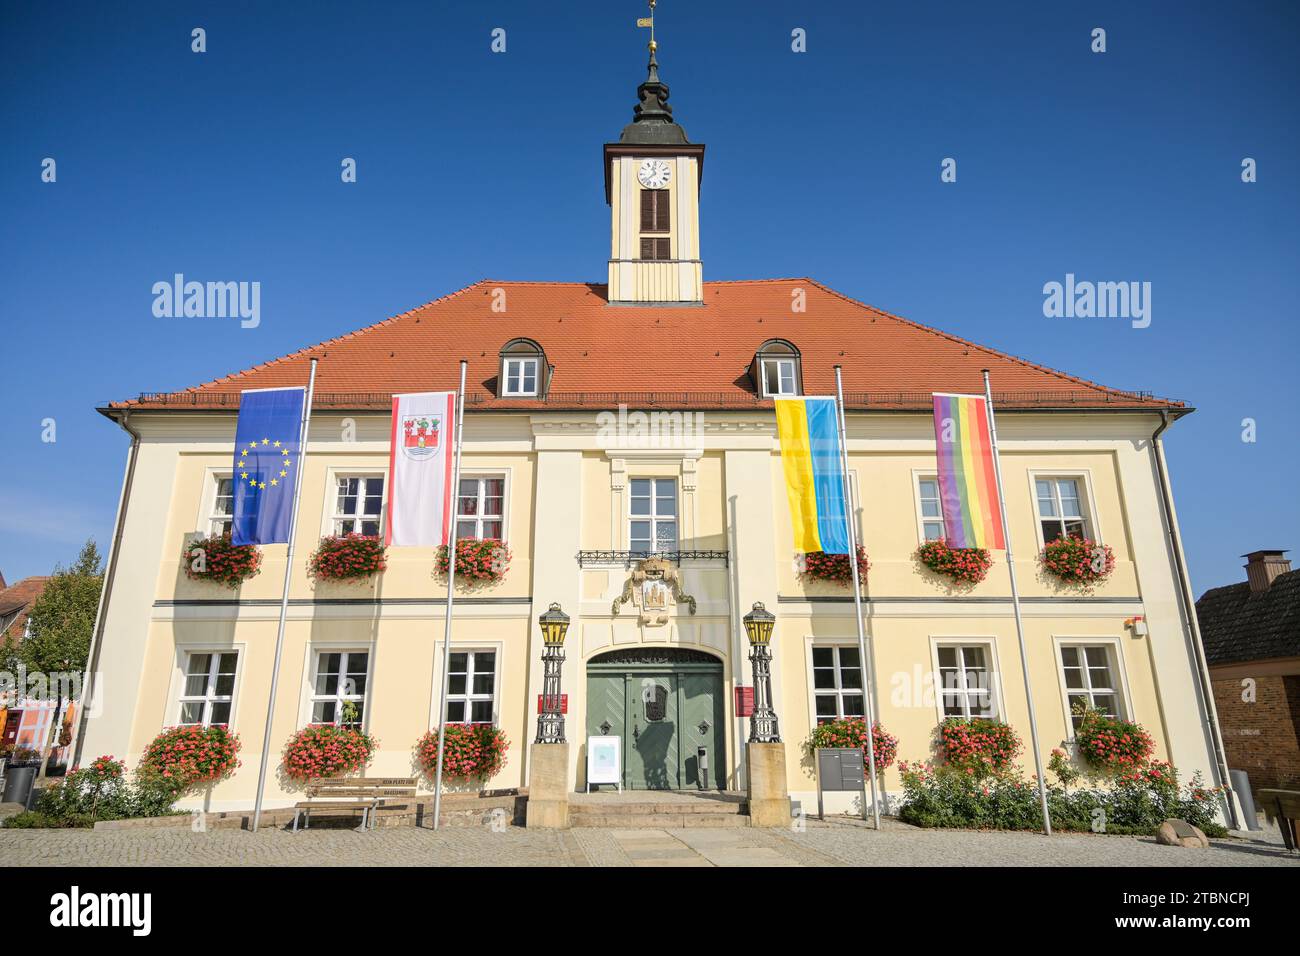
[78,407,1223,816]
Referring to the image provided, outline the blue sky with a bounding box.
[1,1,1296,591]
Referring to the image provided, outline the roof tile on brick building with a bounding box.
[1197,570,1300,666]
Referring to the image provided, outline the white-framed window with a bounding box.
[178,651,238,726]
[915,475,945,542]
[1035,476,1091,543]
[761,357,798,397]
[503,358,539,397]
[445,650,497,724]
[629,478,677,554]
[456,476,506,541]
[811,646,864,723]
[1059,644,1122,729]
[332,475,384,536]
[310,650,369,727]
[208,474,234,536]
[936,644,997,719]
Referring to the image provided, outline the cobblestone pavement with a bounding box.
[2,820,1295,867]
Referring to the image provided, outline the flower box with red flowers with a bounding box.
[916,539,993,585]
[798,547,870,587]
[139,725,241,792]
[1040,535,1115,586]
[938,717,1022,777]
[435,538,511,585]
[805,717,898,771]
[416,724,509,781]
[182,533,262,589]
[308,533,387,582]
[1073,704,1156,774]
[282,725,377,782]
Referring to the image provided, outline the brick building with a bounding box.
[1198,550,1300,792]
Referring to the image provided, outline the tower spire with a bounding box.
[619,0,689,145]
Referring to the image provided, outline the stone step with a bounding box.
[569,801,748,816]
[570,812,751,828]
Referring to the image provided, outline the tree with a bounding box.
[20,539,104,780]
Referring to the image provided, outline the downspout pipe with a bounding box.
[1150,410,1240,829]
[70,409,140,768]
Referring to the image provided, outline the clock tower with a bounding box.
[604,19,704,305]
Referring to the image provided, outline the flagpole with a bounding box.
[834,366,881,829]
[981,369,1052,836]
[431,359,469,830]
[251,358,317,833]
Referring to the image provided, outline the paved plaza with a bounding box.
[2,819,1296,867]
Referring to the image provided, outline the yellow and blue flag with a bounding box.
[231,387,307,545]
[774,397,850,554]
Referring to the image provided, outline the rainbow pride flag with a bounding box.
[774,397,850,554]
[932,393,1006,550]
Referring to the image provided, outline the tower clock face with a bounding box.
[637,159,672,189]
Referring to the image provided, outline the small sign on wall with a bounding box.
[537,694,568,714]
[734,686,754,717]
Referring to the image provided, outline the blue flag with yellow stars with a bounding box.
[231,387,307,545]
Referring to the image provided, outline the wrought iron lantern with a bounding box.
[539,602,571,646]
[742,602,780,743]
[535,603,570,743]
[742,601,775,647]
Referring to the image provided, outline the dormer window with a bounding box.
[753,340,803,397]
[503,358,539,396]
[762,357,797,396]
[498,339,547,398]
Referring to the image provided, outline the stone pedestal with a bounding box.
[746,741,791,828]
[525,742,571,829]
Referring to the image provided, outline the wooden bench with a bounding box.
[1257,788,1300,851]
[292,777,418,832]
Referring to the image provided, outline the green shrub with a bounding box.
[3,811,92,829]
[23,754,183,827]
[897,759,1227,836]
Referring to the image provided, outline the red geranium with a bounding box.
[1040,535,1115,586]
[938,718,1022,777]
[416,725,509,780]
[183,533,262,588]
[1074,705,1156,773]
[282,725,377,781]
[799,547,870,587]
[436,539,511,585]
[139,725,241,791]
[308,534,387,581]
[916,539,993,585]
[805,717,898,771]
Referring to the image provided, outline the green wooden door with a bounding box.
[586,673,626,744]
[586,649,726,791]
[627,674,679,789]
[679,673,726,790]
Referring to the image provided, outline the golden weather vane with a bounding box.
[636,0,657,56]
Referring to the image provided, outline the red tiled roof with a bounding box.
[0,576,51,642]
[110,279,1182,412]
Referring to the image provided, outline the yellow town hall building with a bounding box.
[76,45,1231,820]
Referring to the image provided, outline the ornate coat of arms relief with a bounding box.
[611,555,698,627]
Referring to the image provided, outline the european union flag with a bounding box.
[231,387,307,545]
